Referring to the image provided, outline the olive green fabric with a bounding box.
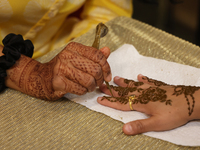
[1,16,200,150]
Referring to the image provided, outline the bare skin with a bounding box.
[1,42,111,100]
[97,74,200,135]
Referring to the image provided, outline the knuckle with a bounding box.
[89,64,103,86]
[71,84,87,95]
[76,88,87,95]
[102,62,111,76]
[52,76,64,91]
[66,42,77,48]
[85,76,96,91]
[96,75,104,86]
[93,65,102,77]
[134,120,145,134]
[95,51,105,63]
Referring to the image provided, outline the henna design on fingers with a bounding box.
[103,86,171,106]
[142,76,168,86]
[60,50,103,87]
[110,85,138,97]
[102,78,200,116]
[102,96,129,104]
[124,79,144,87]
[109,79,144,97]
[66,42,111,78]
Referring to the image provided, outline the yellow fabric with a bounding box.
[0,0,133,59]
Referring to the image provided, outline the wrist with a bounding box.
[6,55,61,100]
[5,55,40,92]
[0,33,34,93]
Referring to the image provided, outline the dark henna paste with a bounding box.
[135,87,172,105]
[103,86,171,105]
[173,86,199,116]
[102,78,200,116]
[111,79,144,97]
[142,76,168,86]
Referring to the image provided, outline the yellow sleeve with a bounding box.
[81,0,133,22]
[65,0,133,41]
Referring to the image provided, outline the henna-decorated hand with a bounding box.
[5,42,111,100]
[97,74,200,135]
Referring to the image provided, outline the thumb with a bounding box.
[123,116,161,135]
[100,47,110,59]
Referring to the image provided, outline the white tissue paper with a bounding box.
[65,44,200,146]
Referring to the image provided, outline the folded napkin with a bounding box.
[65,44,200,146]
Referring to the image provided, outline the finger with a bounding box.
[100,83,142,97]
[97,97,130,111]
[100,47,110,59]
[68,51,104,86]
[123,114,188,135]
[64,66,96,92]
[113,76,128,87]
[66,42,112,82]
[99,84,123,97]
[123,116,160,135]
[59,49,104,87]
[113,76,146,95]
[53,76,87,95]
[114,76,144,88]
[137,74,168,86]
[97,96,147,112]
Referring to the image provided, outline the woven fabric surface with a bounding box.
[1,16,200,150]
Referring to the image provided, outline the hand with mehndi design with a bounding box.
[97,74,200,135]
[5,42,111,100]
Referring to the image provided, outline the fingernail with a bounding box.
[114,76,120,80]
[139,74,147,80]
[138,74,144,77]
[97,97,103,101]
[124,124,133,133]
[107,74,112,82]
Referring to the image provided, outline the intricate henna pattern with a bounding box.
[7,42,109,100]
[109,79,144,97]
[135,87,172,105]
[26,60,60,100]
[103,78,200,116]
[103,86,171,105]
[67,42,111,77]
[173,86,199,116]
[61,50,103,86]
[142,76,168,86]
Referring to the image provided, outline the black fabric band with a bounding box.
[0,33,34,92]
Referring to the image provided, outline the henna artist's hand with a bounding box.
[5,42,111,100]
[97,74,200,135]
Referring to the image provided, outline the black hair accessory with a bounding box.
[0,33,34,92]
